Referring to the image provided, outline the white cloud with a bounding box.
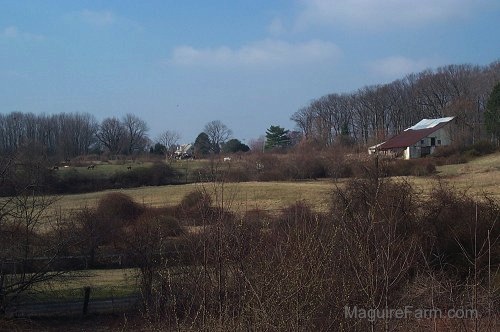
[79,9,116,27]
[296,0,489,29]
[1,26,44,41]
[169,39,341,67]
[368,56,441,79]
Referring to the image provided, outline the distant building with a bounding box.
[174,144,194,159]
[369,117,455,159]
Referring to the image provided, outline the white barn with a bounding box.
[370,117,455,159]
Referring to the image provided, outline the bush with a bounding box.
[382,158,436,177]
[111,163,177,187]
[242,208,273,228]
[286,153,328,179]
[96,192,144,225]
[422,184,500,278]
[53,170,102,193]
[192,166,217,182]
[251,154,288,181]
[327,159,354,179]
[273,201,318,234]
[179,190,212,210]
[219,166,251,182]
[158,215,184,237]
[175,190,214,225]
[134,169,499,330]
[433,144,462,158]
[464,140,497,156]
[434,141,497,166]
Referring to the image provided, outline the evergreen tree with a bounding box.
[265,125,290,150]
[194,132,211,157]
[222,138,250,153]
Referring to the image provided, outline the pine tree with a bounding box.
[265,125,290,150]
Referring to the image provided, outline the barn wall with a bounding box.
[404,126,452,159]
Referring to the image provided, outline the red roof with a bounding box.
[377,122,448,150]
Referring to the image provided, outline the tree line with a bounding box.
[292,61,500,147]
[0,112,175,160]
[0,111,250,160]
[3,60,499,161]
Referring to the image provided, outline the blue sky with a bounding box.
[1,0,499,144]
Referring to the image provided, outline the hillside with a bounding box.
[429,152,500,197]
[50,152,500,215]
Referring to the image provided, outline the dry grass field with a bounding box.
[50,152,500,215]
[52,180,334,214]
[411,152,500,198]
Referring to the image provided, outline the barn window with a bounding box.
[437,139,441,145]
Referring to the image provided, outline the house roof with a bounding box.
[376,117,454,150]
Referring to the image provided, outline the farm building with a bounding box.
[369,117,455,159]
[174,144,194,159]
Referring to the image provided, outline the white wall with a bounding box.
[404,126,452,159]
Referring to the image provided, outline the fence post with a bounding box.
[83,286,91,315]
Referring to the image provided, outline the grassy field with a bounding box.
[55,158,212,182]
[55,162,153,179]
[49,152,500,214]
[53,180,333,214]
[411,152,500,197]
[52,153,500,213]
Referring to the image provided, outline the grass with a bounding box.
[57,159,210,178]
[55,162,154,180]
[25,268,140,302]
[30,152,500,217]
[49,152,500,215]
[417,152,500,197]
[52,180,334,214]
[55,158,216,184]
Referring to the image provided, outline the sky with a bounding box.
[1,0,499,144]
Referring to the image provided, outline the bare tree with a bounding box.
[123,114,149,154]
[96,117,126,155]
[156,130,181,156]
[0,154,73,315]
[291,107,315,141]
[57,113,99,158]
[204,120,232,154]
[248,136,265,153]
[290,60,500,147]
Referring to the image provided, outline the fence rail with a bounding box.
[5,295,139,318]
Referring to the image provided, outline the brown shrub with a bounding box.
[96,192,144,225]
[286,153,328,179]
[219,166,251,182]
[422,183,500,279]
[381,158,436,176]
[273,201,318,234]
[242,208,273,228]
[175,190,221,226]
[178,190,212,211]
